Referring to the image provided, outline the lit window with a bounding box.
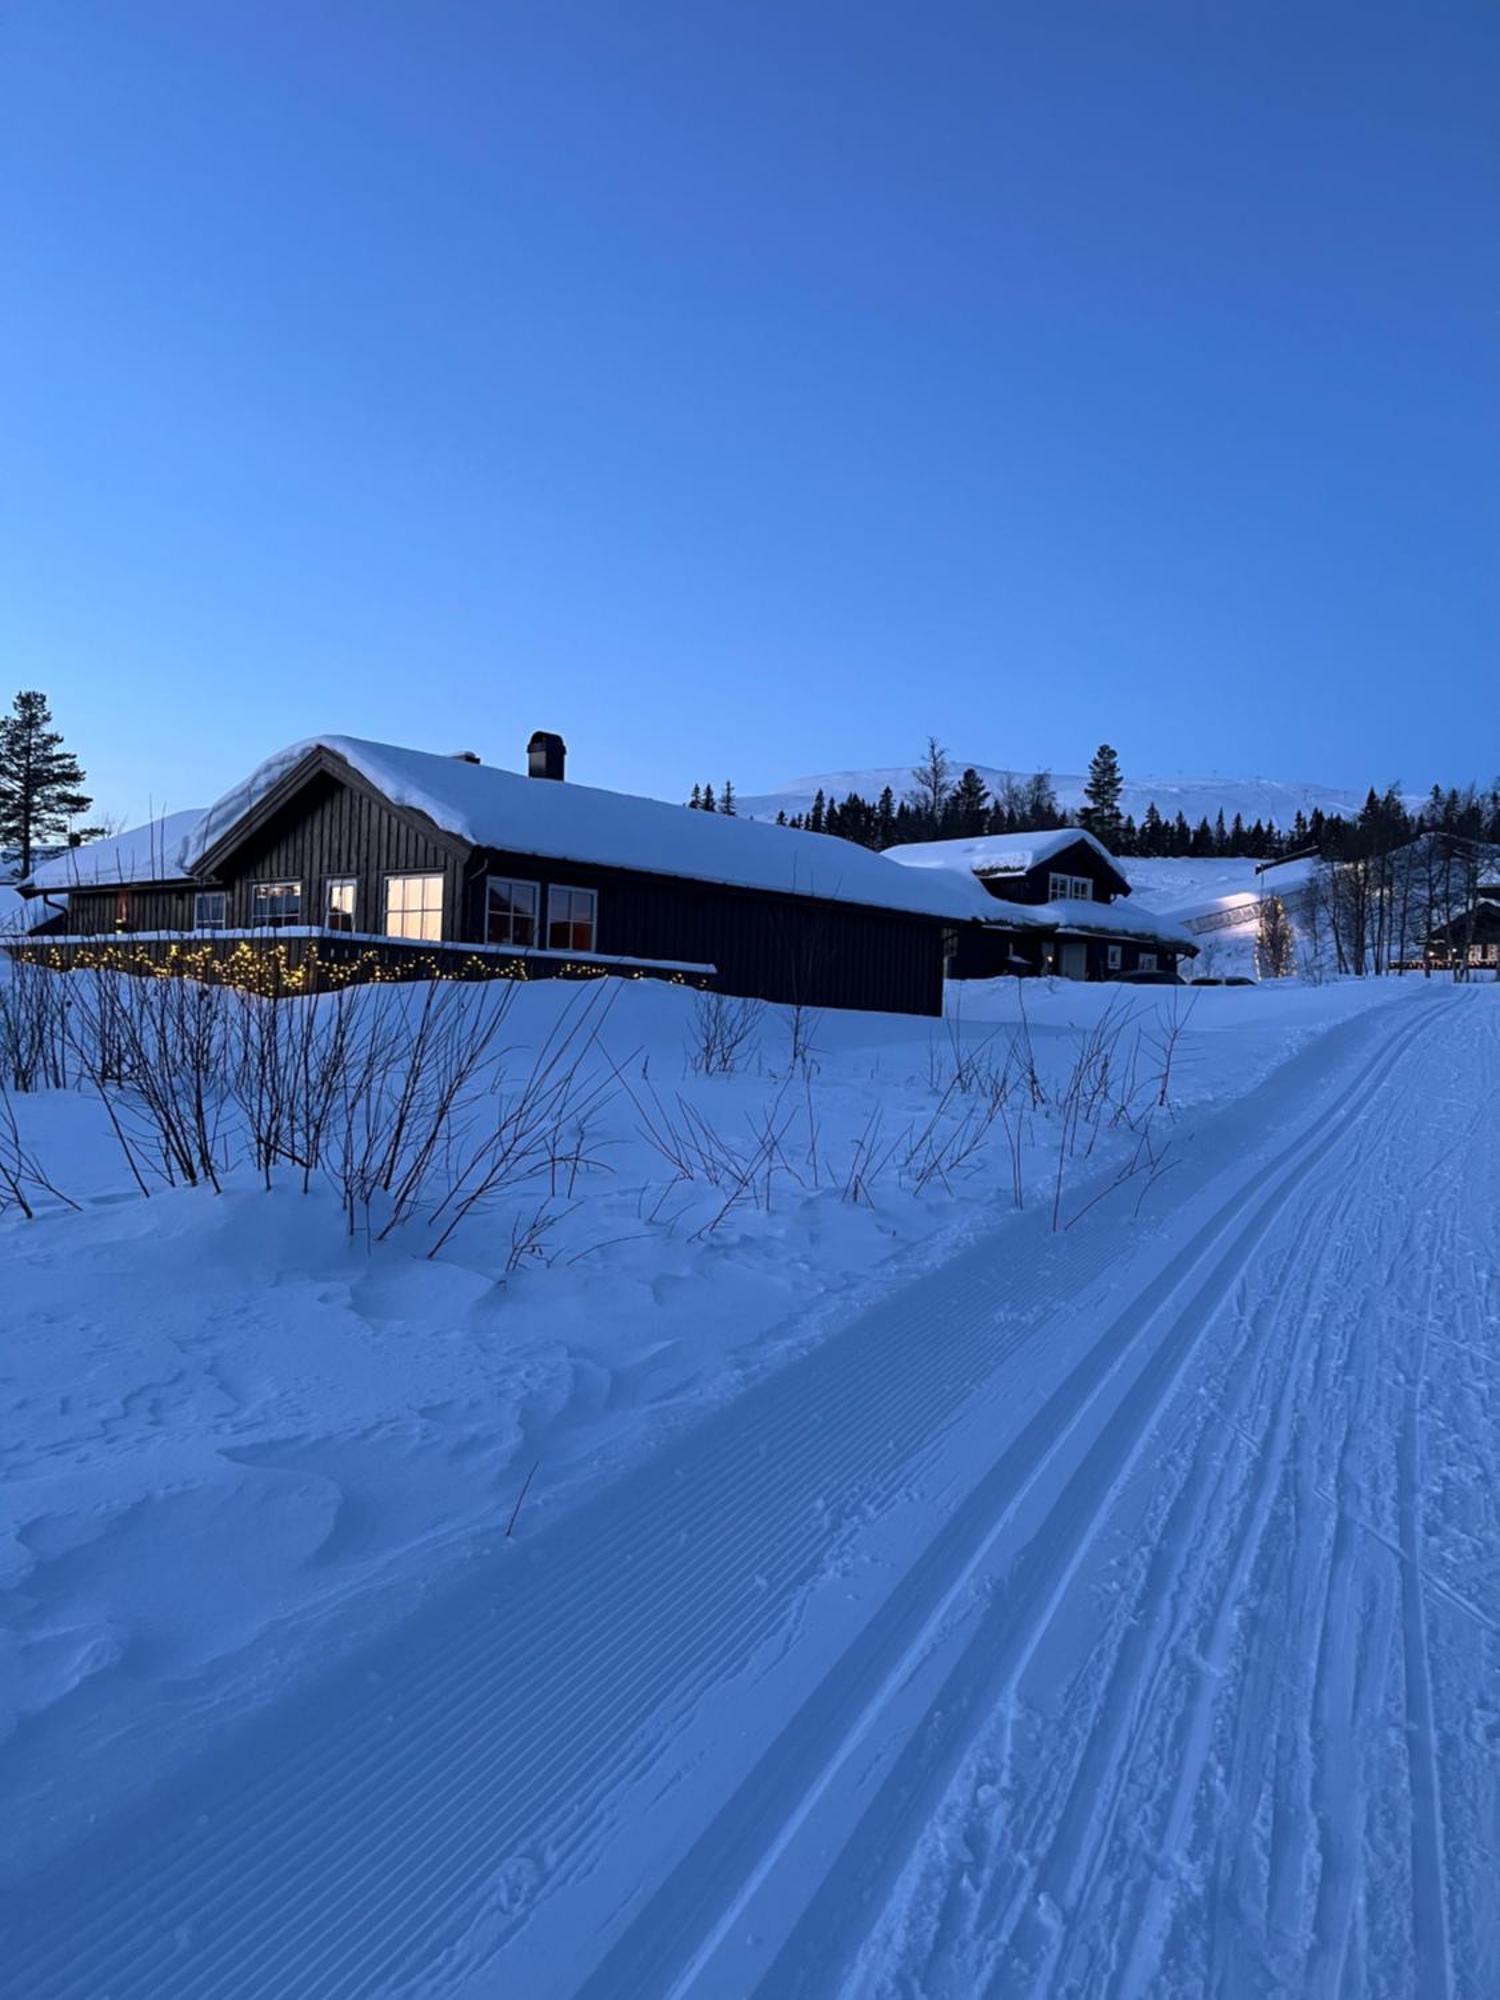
[486,877,539,948]
[383,872,444,941]
[251,880,302,927]
[325,878,358,933]
[194,891,227,931]
[547,885,597,952]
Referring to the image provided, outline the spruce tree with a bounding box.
[0,690,93,877]
[688,784,703,810]
[947,767,990,837]
[1079,744,1124,846]
[701,782,716,813]
[875,785,896,848]
[719,780,736,817]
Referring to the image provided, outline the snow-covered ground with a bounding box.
[4,966,1493,1996]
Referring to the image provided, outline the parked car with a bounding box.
[1115,969,1186,985]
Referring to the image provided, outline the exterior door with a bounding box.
[1060,939,1088,980]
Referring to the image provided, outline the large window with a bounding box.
[486,877,539,948]
[194,891,227,931]
[384,872,444,942]
[1047,872,1095,903]
[547,885,597,953]
[1139,951,1158,972]
[251,880,302,927]
[325,877,358,933]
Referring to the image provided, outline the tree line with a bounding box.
[695,738,1500,864]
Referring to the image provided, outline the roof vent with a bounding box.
[450,750,482,764]
[527,730,566,781]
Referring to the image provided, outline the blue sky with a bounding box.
[3,2,1496,822]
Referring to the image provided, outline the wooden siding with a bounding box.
[463,849,946,1014]
[56,884,200,935]
[215,770,463,936]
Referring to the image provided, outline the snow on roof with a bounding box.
[184,737,997,924]
[1042,899,1198,950]
[884,827,1127,882]
[21,810,205,894]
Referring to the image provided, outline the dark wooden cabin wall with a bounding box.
[981,839,1128,909]
[465,848,945,1015]
[217,773,462,935]
[60,885,199,935]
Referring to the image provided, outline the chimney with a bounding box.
[527,730,567,781]
[450,750,482,764]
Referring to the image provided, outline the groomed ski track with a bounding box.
[7,988,1498,1997]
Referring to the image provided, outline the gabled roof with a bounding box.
[20,810,206,895]
[183,736,998,923]
[884,827,1132,895]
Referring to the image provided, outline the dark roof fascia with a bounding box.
[190,746,473,882]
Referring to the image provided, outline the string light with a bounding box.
[7,937,704,998]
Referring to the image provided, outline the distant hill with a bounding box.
[736,764,1375,832]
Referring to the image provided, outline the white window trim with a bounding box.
[1139,951,1159,972]
[547,883,598,953]
[324,876,358,931]
[1047,871,1096,903]
[1106,942,1122,970]
[194,890,227,931]
[382,870,446,943]
[250,879,303,927]
[485,875,541,949]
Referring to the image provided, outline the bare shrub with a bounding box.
[688,992,763,1076]
[0,955,71,1092]
[67,968,229,1191]
[0,1088,76,1219]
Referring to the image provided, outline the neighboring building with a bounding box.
[1425,881,1500,972]
[885,827,1198,980]
[16,735,996,1016]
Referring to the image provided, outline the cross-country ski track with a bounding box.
[7,986,1498,1998]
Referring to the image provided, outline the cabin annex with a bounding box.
[885,828,1198,980]
[16,734,996,1017]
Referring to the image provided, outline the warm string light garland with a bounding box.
[7,936,704,998]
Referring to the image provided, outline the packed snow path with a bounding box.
[8,989,1498,1998]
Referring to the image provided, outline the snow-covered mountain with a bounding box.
[737,764,1373,831]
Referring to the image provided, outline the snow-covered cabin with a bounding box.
[16,735,997,1015]
[885,828,1198,981]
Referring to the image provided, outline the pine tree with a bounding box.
[808,788,827,834]
[1079,744,1124,846]
[719,780,736,817]
[701,783,716,814]
[0,690,93,877]
[688,784,703,810]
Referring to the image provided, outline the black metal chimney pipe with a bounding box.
[527,731,566,781]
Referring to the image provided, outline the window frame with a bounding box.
[1139,951,1159,973]
[1106,942,1122,971]
[250,879,303,928]
[382,870,445,943]
[546,883,598,954]
[1047,870,1096,904]
[324,876,358,934]
[194,890,228,932]
[484,875,541,950]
